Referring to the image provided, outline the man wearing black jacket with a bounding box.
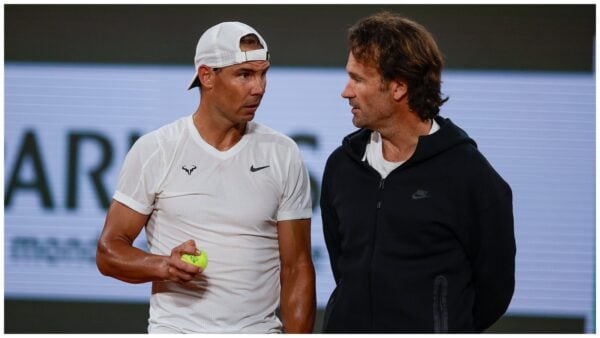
[321,12,516,333]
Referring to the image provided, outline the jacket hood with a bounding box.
[342,116,477,167]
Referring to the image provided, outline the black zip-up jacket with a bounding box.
[320,116,515,333]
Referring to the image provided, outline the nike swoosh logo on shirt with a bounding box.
[412,189,430,200]
[250,165,270,172]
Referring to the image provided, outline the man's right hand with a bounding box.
[97,201,204,284]
[163,239,204,283]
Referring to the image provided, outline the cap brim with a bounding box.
[187,74,200,90]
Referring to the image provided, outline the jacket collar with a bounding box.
[341,116,477,167]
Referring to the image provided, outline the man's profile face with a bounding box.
[341,52,395,130]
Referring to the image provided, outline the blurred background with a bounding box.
[4,4,595,333]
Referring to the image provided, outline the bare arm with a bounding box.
[277,218,316,333]
[96,200,202,284]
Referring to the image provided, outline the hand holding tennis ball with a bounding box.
[181,250,208,270]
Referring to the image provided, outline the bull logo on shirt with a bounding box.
[182,165,197,175]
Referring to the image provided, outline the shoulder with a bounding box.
[127,116,189,166]
[449,143,512,203]
[324,128,369,170]
[248,122,301,153]
[153,116,190,144]
[324,145,346,169]
[453,143,501,176]
[133,116,189,151]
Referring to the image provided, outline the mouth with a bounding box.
[243,104,260,111]
[244,101,261,109]
[349,101,359,113]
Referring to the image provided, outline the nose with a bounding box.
[341,81,354,99]
[251,76,266,96]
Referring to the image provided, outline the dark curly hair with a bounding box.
[348,12,448,120]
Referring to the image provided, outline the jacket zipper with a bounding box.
[369,177,385,328]
[376,179,384,209]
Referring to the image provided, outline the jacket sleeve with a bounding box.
[470,185,516,332]
[321,158,342,284]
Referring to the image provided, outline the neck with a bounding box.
[193,108,246,151]
[378,111,432,163]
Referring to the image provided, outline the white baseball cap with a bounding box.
[187,21,270,90]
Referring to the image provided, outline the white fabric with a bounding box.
[364,119,440,178]
[194,22,268,68]
[113,115,312,333]
[233,49,269,64]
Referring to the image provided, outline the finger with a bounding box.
[171,244,194,258]
[168,266,196,282]
[175,240,198,256]
[183,240,197,252]
[172,257,201,274]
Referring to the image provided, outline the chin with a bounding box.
[242,114,256,122]
[352,117,365,129]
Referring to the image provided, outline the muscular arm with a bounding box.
[96,200,202,284]
[277,218,316,333]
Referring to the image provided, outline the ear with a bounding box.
[198,65,215,89]
[390,80,408,101]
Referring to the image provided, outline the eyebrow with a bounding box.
[236,65,270,73]
[347,70,361,80]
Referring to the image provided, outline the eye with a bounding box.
[238,72,251,79]
[349,73,361,83]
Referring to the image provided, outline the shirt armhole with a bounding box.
[113,190,153,215]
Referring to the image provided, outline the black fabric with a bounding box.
[320,116,516,333]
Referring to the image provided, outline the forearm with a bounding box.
[280,262,316,333]
[96,237,167,284]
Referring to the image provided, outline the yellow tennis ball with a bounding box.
[181,250,208,270]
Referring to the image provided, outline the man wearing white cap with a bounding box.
[96,22,316,333]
